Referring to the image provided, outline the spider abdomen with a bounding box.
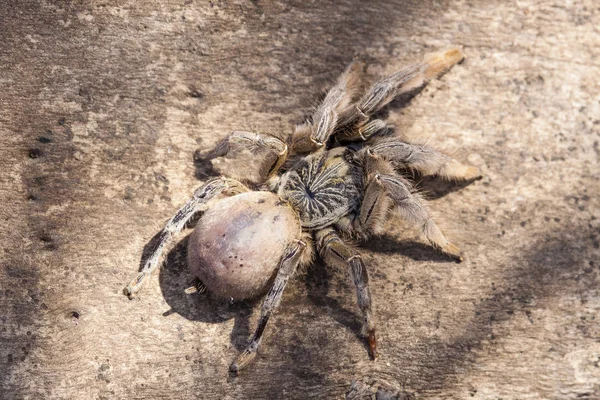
[187,191,301,300]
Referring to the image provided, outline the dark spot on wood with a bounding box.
[186,86,203,98]
[123,187,134,202]
[39,234,52,243]
[58,118,65,125]
[38,136,52,143]
[257,199,265,204]
[273,215,280,222]
[154,173,169,183]
[79,86,92,102]
[28,149,43,159]
[40,232,58,250]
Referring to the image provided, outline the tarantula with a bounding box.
[124,48,481,373]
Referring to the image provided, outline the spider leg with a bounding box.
[230,239,307,373]
[124,177,249,298]
[315,228,377,359]
[359,178,392,236]
[290,61,364,154]
[336,119,390,143]
[370,138,482,181]
[198,130,288,179]
[363,172,463,261]
[338,48,464,131]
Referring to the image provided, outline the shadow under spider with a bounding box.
[139,235,255,352]
[365,234,462,263]
[301,235,459,356]
[304,260,363,339]
[193,151,221,180]
[150,233,368,354]
[416,174,482,200]
[146,109,478,361]
[144,224,460,357]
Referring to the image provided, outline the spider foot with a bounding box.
[463,165,483,181]
[229,349,257,374]
[367,328,378,360]
[124,272,147,299]
[442,242,464,262]
[423,48,465,80]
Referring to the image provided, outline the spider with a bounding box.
[124,48,481,374]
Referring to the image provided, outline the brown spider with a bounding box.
[124,48,481,373]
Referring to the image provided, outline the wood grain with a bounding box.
[1,1,598,398]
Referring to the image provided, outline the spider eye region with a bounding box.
[279,154,360,229]
[304,187,316,200]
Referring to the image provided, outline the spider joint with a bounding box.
[347,254,362,262]
[357,128,367,141]
[278,144,288,157]
[309,136,324,147]
[355,105,368,120]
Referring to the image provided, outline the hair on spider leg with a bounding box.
[125,47,481,373]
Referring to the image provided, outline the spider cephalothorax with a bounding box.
[278,148,362,229]
[124,48,482,373]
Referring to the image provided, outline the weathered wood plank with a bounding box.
[1,1,598,399]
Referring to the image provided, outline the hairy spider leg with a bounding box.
[336,48,465,141]
[366,171,463,261]
[124,177,249,298]
[370,138,482,181]
[316,228,377,359]
[230,239,307,373]
[197,130,288,180]
[290,61,364,153]
[336,118,390,144]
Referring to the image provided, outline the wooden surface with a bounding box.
[1,1,599,399]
